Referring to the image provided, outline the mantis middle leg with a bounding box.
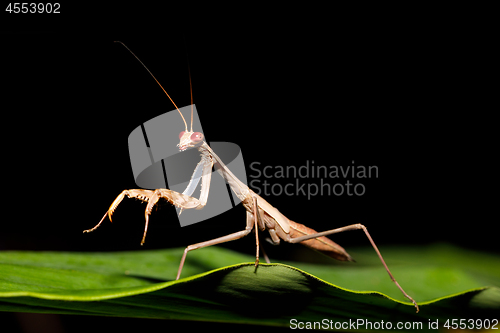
[176,197,266,280]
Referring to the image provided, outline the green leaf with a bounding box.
[0,244,498,327]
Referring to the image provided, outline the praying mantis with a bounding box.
[84,41,419,313]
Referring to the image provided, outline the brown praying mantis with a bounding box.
[84,41,419,313]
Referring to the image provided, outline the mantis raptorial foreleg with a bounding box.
[83,189,153,234]
[83,188,204,245]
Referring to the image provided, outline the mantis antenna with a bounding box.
[114,41,189,132]
[181,34,195,133]
[188,65,194,132]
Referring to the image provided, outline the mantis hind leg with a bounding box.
[287,223,419,313]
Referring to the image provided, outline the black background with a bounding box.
[1,5,498,332]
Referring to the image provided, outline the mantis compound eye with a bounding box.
[179,131,186,139]
[191,132,204,142]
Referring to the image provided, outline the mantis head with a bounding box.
[176,101,203,151]
[178,130,204,151]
